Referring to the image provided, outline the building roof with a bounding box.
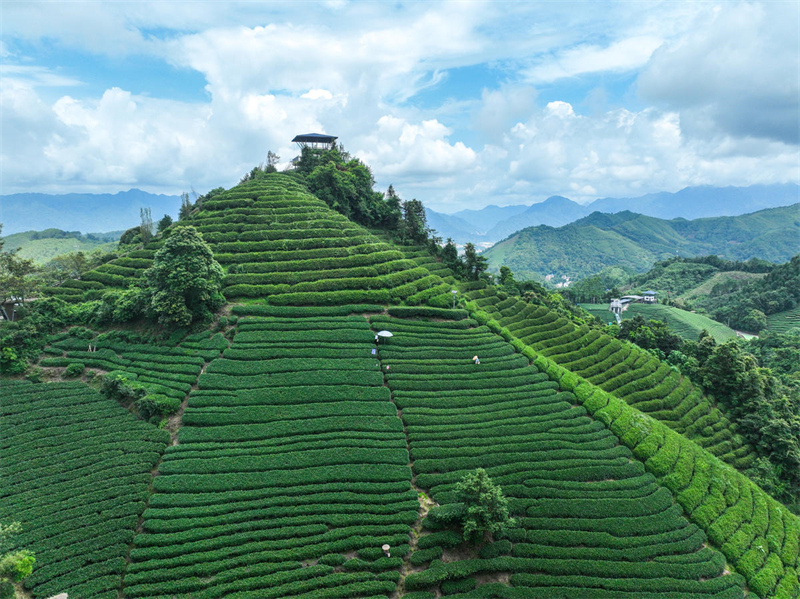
[643,290,657,295]
[292,133,338,143]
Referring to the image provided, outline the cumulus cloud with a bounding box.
[638,2,800,145]
[359,115,476,179]
[1,1,797,210]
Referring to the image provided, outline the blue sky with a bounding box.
[1,1,798,211]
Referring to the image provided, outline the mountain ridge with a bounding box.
[0,188,182,235]
[426,183,800,243]
[483,203,800,281]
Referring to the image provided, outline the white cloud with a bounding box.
[1,1,797,212]
[1,65,82,88]
[524,35,664,83]
[638,2,800,144]
[302,89,334,101]
[359,115,477,180]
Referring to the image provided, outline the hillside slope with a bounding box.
[1,229,120,264]
[484,204,800,281]
[580,302,738,343]
[45,175,454,308]
[3,174,798,598]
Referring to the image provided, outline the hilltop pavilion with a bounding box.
[292,133,338,150]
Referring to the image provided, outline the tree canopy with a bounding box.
[144,225,224,327]
[454,468,514,544]
[0,521,35,590]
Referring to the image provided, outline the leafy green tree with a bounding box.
[618,316,683,357]
[454,468,514,544]
[144,225,224,327]
[741,308,767,333]
[463,243,488,281]
[0,249,39,307]
[400,199,430,244]
[266,150,280,173]
[441,238,463,276]
[700,340,764,415]
[0,521,35,589]
[157,214,173,233]
[382,185,402,230]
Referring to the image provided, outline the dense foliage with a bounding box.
[0,522,35,592]
[144,225,224,327]
[696,255,800,332]
[695,337,800,506]
[453,469,513,544]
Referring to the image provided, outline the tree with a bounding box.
[741,309,767,333]
[618,316,682,357]
[382,185,402,230]
[0,521,35,590]
[139,207,154,244]
[400,199,430,244]
[144,225,224,327]
[266,150,280,173]
[0,250,38,307]
[463,243,488,281]
[441,238,462,276]
[179,192,193,221]
[453,468,514,544]
[157,214,173,234]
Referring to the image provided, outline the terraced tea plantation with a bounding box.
[375,315,747,598]
[38,328,226,410]
[468,287,756,472]
[766,305,800,334]
[4,174,799,598]
[580,302,738,343]
[46,175,456,308]
[0,381,169,599]
[123,311,417,598]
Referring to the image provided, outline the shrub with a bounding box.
[441,576,477,594]
[64,362,85,378]
[99,372,145,405]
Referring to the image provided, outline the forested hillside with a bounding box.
[484,204,800,282]
[1,172,798,598]
[609,255,800,334]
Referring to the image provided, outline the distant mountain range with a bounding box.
[483,203,800,282]
[0,189,182,235]
[427,183,800,243]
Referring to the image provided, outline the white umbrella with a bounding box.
[376,331,393,338]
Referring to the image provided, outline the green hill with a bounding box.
[2,174,798,599]
[766,306,800,334]
[484,204,800,282]
[44,176,454,308]
[681,270,767,300]
[1,229,120,263]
